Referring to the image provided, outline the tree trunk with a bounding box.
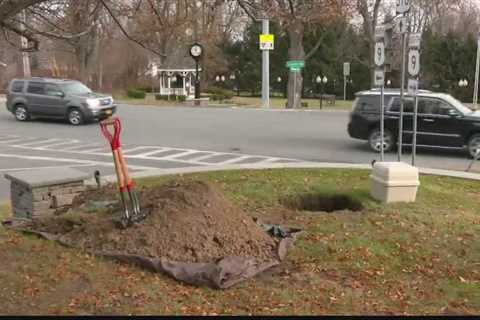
[287,21,305,109]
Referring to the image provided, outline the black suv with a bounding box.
[347,89,480,157]
[6,78,116,125]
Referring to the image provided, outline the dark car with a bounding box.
[6,78,116,125]
[347,89,480,158]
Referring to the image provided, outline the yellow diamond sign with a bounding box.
[259,34,274,50]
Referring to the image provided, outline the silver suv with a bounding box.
[6,78,116,125]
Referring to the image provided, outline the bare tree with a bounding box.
[238,0,349,109]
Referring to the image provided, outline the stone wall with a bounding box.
[10,180,85,219]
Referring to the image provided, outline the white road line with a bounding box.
[186,153,223,162]
[0,153,157,171]
[36,140,81,149]
[0,164,93,172]
[217,155,252,165]
[61,143,102,151]
[132,148,178,158]
[154,150,202,161]
[16,138,63,147]
[78,147,110,153]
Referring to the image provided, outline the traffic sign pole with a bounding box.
[262,18,270,109]
[474,34,480,108]
[397,1,410,163]
[407,33,421,167]
[375,26,386,162]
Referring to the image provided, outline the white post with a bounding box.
[343,76,347,101]
[159,73,163,94]
[262,18,270,109]
[474,33,480,108]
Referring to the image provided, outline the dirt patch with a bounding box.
[25,180,278,264]
[281,193,363,213]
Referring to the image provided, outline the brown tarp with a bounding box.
[2,219,302,289]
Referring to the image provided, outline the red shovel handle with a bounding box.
[100,117,121,150]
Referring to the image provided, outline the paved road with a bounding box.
[0,102,477,200]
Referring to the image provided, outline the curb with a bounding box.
[86,162,480,185]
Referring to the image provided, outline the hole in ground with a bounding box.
[281,193,364,213]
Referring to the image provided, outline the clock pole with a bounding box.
[195,60,200,99]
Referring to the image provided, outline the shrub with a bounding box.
[177,95,187,102]
[127,88,146,99]
[206,86,234,101]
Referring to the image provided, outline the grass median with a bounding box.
[0,168,479,315]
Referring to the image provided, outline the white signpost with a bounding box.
[397,0,411,162]
[375,26,386,161]
[408,33,421,166]
[343,62,350,101]
[474,34,480,108]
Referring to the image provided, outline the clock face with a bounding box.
[190,45,202,57]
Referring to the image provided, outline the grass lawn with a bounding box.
[0,169,479,315]
[112,93,353,110]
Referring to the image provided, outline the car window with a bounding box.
[389,97,414,113]
[431,100,456,116]
[355,95,392,113]
[10,81,24,93]
[418,98,437,115]
[27,82,46,95]
[44,84,63,97]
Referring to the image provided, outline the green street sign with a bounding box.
[289,67,302,72]
[286,60,305,68]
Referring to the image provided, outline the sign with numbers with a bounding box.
[374,42,386,67]
[408,79,418,96]
[408,49,420,77]
[343,62,350,76]
[374,69,385,87]
[409,33,422,48]
[398,16,408,34]
[396,0,410,14]
[259,34,274,50]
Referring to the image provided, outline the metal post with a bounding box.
[262,18,270,109]
[412,91,419,166]
[398,31,407,162]
[380,84,385,161]
[320,84,323,109]
[473,34,480,108]
[344,76,347,101]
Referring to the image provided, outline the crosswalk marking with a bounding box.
[0,134,302,166]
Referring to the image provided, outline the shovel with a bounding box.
[100,117,146,228]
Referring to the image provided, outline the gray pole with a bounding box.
[380,82,385,161]
[21,10,31,78]
[344,75,347,101]
[473,34,480,108]
[262,18,270,109]
[397,31,407,162]
[412,90,419,166]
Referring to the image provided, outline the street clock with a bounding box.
[190,43,203,59]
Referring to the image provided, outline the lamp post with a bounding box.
[317,76,328,109]
[387,79,392,87]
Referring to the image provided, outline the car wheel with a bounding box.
[368,128,395,153]
[467,134,480,158]
[67,108,84,126]
[14,105,30,121]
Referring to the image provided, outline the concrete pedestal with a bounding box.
[370,162,420,203]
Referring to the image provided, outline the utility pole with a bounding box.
[473,33,480,108]
[261,18,270,109]
[20,10,31,78]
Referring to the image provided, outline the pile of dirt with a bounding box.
[28,180,278,263]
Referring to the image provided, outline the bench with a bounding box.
[5,168,89,219]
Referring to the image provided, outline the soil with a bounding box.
[28,180,278,263]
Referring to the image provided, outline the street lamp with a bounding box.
[317,76,328,109]
[387,79,392,87]
[459,79,468,87]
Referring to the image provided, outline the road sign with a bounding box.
[374,69,385,87]
[343,62,350,76]
[409,33,422,48]
[260,34,274,50]
[408,49,420,77]
[375,42,386,67]
[375,26,385,39]
[396,0,410,14]
[398,16,408,34]
[286,60,305,71]
[408,79,418,96]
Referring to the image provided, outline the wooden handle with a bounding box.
[117,148,133,188]
[112,149,126,191]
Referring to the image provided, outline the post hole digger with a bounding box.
[100,117,148,228]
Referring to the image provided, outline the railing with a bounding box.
[160,88,190,96]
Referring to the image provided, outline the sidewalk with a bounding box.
[87,161,480,185]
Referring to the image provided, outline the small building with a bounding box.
[149,47,201,99]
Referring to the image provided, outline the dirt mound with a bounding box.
[28,180,277,263]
